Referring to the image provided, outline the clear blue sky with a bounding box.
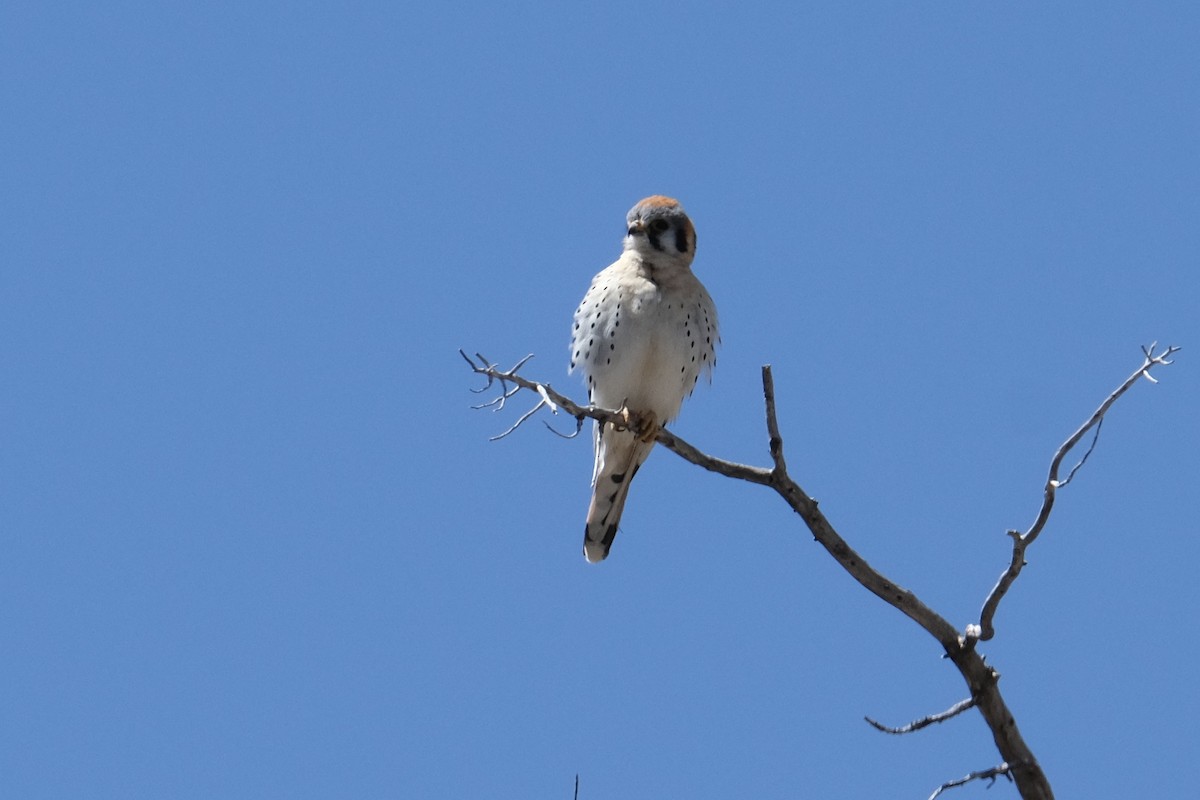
[3,2,1197,798]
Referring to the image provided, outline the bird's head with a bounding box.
[623,195,696,266]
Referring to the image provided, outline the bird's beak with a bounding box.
[626,218,644,236]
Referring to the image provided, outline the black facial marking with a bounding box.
[646,227,664,252]
[674,225,689,253]
[611,472,626,483]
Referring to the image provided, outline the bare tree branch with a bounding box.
[463,344,1178,800]
[972,343,1180,643]
[461,350,773,483]
[865,697,976,735]
[928,763,1014,800]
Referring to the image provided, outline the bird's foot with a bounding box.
[616,406,659,443]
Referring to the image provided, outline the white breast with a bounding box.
[570,254,718,422]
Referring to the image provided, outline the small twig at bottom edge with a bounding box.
[928,763,1013,800]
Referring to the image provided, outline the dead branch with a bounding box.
[463,344,1178,800]
[928,764,1014,800]
[971,343,1180,643]
[865,697,976,735]
[461,349,773,483]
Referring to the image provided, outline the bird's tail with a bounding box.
[583,424,654,562]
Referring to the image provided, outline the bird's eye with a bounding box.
[650,219,670,233]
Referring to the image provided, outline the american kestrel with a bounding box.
[570,196,719,562]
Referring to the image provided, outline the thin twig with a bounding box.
[762,365,787,476]
[490,399,547,441]
[1057,418,1102,488]
[865,697,976,735]
[543,417,585,439]
[470,382,520,409]
[928,763,1013,800]
[973,344,1179,642]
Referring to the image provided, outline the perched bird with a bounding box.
[569,196,719,562]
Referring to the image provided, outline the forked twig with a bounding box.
[971,343,1179,643]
